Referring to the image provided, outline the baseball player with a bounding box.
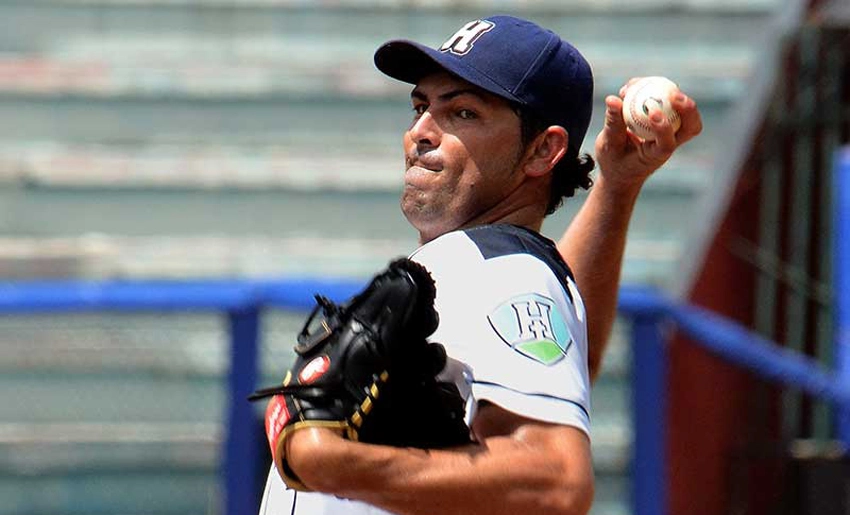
[260,14,702,515]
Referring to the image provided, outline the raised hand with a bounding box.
[594,77,703,192]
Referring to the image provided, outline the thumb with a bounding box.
[601,95,629,143]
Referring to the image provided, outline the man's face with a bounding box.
[401,72,526,243]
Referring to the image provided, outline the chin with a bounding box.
[400,190,429,223]
[401,207,440,243]
[400,192,461,242]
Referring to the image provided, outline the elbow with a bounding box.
[511,424,595,515]
[541,474,594,515]
[530,452,594,515]
[568,474,595,515]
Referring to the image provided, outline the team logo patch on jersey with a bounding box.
[488,293,573,365]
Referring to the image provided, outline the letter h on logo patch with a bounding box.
[512,300,555,342]
[488,293,573,366]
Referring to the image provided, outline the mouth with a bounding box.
[406,165,441,177]
[404,161,442,189]
[405,154,443,174]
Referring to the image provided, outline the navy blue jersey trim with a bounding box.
[463,224,575,302]
[472,380,590,421]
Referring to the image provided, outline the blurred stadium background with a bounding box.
[0,1,847,515]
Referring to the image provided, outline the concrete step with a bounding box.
[0,185,692,282]
[0,39,754,102]
[0,1,782,55]
[0,3,776,103]
[0,140,716,192]
[0,90,731,147]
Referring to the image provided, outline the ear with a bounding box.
[522,126,568,178]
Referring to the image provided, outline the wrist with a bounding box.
[593,172,645,203]
[285,427,346,491]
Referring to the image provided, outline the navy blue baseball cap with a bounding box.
[374,15,594,154]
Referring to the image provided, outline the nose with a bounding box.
[407,111,441,151]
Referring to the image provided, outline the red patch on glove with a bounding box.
[298,355,330,384]
[264,395,291,460]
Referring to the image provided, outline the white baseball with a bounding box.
[622,76,681,141]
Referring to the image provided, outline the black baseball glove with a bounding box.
[250,258,471,490]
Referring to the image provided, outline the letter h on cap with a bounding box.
[439,20,495,56]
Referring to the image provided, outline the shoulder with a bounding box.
[411,224,575,301]
[462,224,575,282]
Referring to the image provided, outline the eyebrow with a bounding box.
[410,87,488,103]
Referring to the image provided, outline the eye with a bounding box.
[412,104,428,116]
[457,109,477,120]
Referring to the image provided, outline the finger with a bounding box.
[618,77,644,98]
[602,95,628,139]
[671,92,703,145]
[653,109,677,146]
[625,130,644,148]
[644,107,677,157]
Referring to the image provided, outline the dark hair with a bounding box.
[516,106,595,215]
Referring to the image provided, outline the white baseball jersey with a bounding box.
[259,224,591,515]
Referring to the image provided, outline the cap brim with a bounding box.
[374,40,524,106]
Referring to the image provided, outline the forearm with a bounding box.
[558,175,643,381]
[287,426,593,515]
[561,87,700,380]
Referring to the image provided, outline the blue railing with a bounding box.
[835,145,850,447]
[0,280,847,515]
[619,289,850,515]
